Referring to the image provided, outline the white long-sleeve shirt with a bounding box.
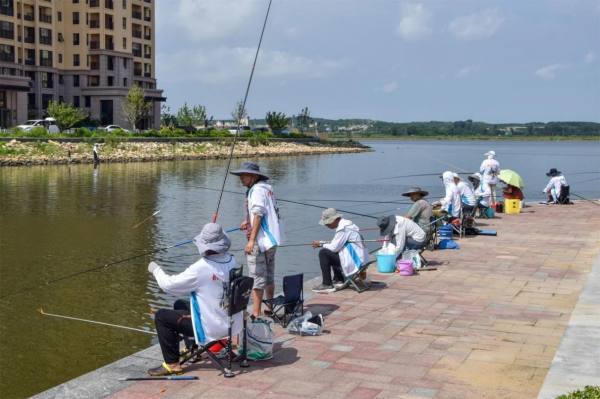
[544,175,568,201]
[473,181,492,207]
[480,158,500,185]
[457,181,476,206]
[323,218,368,277]
[152,253,242,344]
[381,216,426,255]
[247,181,284,252]
[440,171,462,217]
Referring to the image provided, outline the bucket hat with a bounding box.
[484,150,496,157]
[229,161,269,180]
[376,215,396,237]
[193,223,231,255]
[401,187,429,197]
[546,168,561,177]
[468,172,482,182]
[319,208,343,226]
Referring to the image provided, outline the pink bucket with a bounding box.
[396,259,414,276]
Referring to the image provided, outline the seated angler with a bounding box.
[468,173,492,217]
[432,171,462,221]
[377,214,427,256]
[146,223,242,376]
[311,208,369,293]
[543,168,570,204]
[454,173,477,216]
[402,186,433,238]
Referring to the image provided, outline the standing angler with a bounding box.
[480,150,500,204]
[231,162,284,317]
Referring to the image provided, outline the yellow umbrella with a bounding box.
[499,169,524,189]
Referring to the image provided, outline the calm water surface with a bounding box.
[1,140,599,397]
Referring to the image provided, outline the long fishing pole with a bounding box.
[213,0,273,222]
[296,198,413,205]
[0,228,241,300]
[38,308,157,335]
[571,192,600,206]
[372,172,445,182]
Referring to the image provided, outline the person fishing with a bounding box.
[230,162,283,317]
[92,143,100,165]
[432,171,462,220]
[377,215,426,256]
[402,187,432,236]
[543,168,570,204]
[480,150,500,204]
[146,223,242,376]
[311,208,368,293]
[454,173,476,216]
[468,173,492,217]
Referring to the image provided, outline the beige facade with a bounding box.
[0,0,164,129]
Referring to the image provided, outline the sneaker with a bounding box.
[333,280,348,291]
[312,284,334,293]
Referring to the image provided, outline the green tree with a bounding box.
[296,106,311,132]
[160,104,177,128]
[265,111,290,131]
[191,105,207,128]
[231,100,248,126]
[123,84,151,131]
[46,101,87,132]
[176,103,193,127]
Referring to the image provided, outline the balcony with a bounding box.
[25,58,35,66]
[144,72,151,78]
[24,13,34,21]
[0,29,14,40]
[90,20,100,29]
[105,0,114,9]
[89,41,100,50]
[132,30,142,39]
[90,0,99,7]
[144,52,151,59]
[132,8,142,19]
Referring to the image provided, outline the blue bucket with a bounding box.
[438,225,453,240]
[376,254,397,273]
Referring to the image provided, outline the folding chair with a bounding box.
[180,266,254,378]
[262,273,304,328]
[558,185,571,204]
[344,262,371,293]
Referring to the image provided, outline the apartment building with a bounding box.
[0,0,164,129]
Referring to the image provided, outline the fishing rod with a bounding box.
[38,308,157,335]
[131,210,160,229]
[120,376,198,381]
[372,172,447,182]
[213,0,273,222]
[296,198,413,205]
[571,192,600,206]
[0,227,241,300]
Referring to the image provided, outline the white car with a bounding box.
[103,125,130,133]
[17,118,60,133]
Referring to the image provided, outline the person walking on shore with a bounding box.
[480,150,500,204]
[231,162,283,317]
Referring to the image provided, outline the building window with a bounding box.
[24,27,35,43]
[123,77,127,86]
[107,76,114,86]
[58,53,63,63]
[42,94,53,110]
[28,93,36,108]
[73,54,80,66]
[0,0,15,17]
[41,72,53,89]
[73,0,80,3]
[0,21,14,40]
[123,58,127,68]
[73,96,80,107]
[40,50,53,67]
[85,96,91,107]
[122,17,126,29]
[105,34,114,50]
[123,0,127,9]
[57,11,62,22]
[39,6,52,23]
[105,14,114,30]
[59,75,64,85]
[132,42,141,57]
[105,0,114,9]
[25,49,35,65]
[73,75,80,87]
[72,12,79,24]
[107,55,114,70]
[122,37,126,49]
[39,28,52,45]
[88,75,100,87]
[0,44,14,62]
[73,33,79,45]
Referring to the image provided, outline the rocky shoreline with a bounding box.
[0,139,370,167]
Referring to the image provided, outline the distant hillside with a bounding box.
[250,118,600,137]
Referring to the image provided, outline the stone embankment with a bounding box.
[0,139,369,167]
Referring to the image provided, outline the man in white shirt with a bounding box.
[432,171,462,219]
[377,215,426,256]
[543,168,570,204]
[311,208,368,293]
[146,223,241,376]
[231,162,283,317]
[468,173,492,216]
[480,150,500,204]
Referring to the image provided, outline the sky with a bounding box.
[155,0,600,123]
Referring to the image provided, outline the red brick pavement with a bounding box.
[109,202,600,399]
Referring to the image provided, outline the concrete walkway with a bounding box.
[36,202,600,399]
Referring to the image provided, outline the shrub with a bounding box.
[24,127,49,138]
[557,386,600,399]
[72,127,94,137]
[34,141,62,155]
[248,132,271,147]
[0,142,26,156]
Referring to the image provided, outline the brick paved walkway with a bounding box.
[98,203,600,398]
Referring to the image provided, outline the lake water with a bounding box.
[0,140,599,397]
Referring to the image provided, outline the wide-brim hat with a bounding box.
[546,168,561,177]
[401,187,429,197]
[193,223,231,255]
[468,172,482,181]
[319,208,343,226]
[229,161,269,180]
[484,150,496,157]
[376,215,396,237]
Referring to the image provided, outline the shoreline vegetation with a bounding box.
[333,134,600,141]
[0,138,370,167]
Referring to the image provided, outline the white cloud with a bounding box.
[158,47,344,84]
[449,9,504,40]
[172,0,259,42]
[584,51,597,63]
[456,65,479,78]
[534,64,567,80]
[382,81,399,93]
[396,3,433,41]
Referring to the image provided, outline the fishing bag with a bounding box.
[243,318,273,360]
